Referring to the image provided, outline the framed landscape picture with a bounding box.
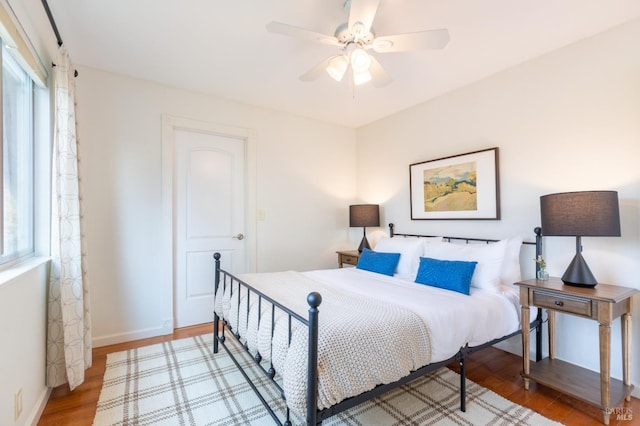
[409,147,500,220]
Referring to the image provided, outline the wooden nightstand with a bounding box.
[336,250,360,268]
[515,278,639,425]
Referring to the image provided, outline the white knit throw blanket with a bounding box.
[214,271,432,417]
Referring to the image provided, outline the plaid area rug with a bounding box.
[94,334,561,426]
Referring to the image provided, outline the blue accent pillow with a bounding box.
[356,248,401,276]
[415,257,477,295]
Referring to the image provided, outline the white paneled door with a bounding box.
[174,129,246,328]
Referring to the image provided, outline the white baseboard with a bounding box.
[28,386,51,426]
[92,320,173,348]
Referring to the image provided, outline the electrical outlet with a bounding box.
[14,387,22,420]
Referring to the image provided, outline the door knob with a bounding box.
[232,233,244,240]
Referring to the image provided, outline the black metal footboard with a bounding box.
[212,253,321,425]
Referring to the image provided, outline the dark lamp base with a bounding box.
[561,280,597,288]
[561,252,598,287]
[358,236,371,253]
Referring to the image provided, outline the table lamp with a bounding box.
[349,204,380,252]
[540,190,620,287]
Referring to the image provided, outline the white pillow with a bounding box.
[500,236,523,287]
[423,239,508,292]
[374,237,422,276]
[375,236,443,276]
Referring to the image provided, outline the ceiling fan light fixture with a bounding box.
[351,21,365,38]
[267,1,450,89]
[353,69,372,85]
[326,55,349,81]
[350,47,371,73]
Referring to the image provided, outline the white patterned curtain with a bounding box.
[46,47,92,390]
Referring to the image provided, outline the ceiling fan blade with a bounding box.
[299,56,335,82]
[373,29,450,53]
[266,21,339,46]
[368,56,392,88]
[348,0,380,36]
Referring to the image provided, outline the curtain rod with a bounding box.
[41,0,78,77]
[41,0,62,47]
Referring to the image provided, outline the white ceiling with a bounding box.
[47,0,640,128]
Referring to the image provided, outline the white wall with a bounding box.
[74,68,357,346]
[357,19,640,393]
[0,261,50,426]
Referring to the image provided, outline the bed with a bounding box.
[212,224,544,425]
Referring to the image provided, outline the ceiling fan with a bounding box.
[266,0,450,88]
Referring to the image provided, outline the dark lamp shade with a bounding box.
[540,191,620,237]
[349,204,380,228]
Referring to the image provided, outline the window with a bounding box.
[1,42,34,264]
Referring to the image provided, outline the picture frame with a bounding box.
[409,147,500,220]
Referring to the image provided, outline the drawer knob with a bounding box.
[554,300,564,307]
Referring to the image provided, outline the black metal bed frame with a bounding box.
[212,225,544,425]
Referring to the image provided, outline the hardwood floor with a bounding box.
[447,347,639,426]
[38,324,639,425]
[38,324,214,426]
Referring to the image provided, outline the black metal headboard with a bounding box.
[388,223,543,272]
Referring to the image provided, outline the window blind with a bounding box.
[0,1,47,87]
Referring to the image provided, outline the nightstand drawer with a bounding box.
[532,290,592,317]
[341,254,359,265]
[336,250,360,268]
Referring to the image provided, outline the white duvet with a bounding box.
[305,268,521,362]
[214,267,520,416]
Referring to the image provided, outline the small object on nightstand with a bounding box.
[336,250,360,268]
[534,255,549,280]
[536,268,549,281]
[515,277,638,425]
